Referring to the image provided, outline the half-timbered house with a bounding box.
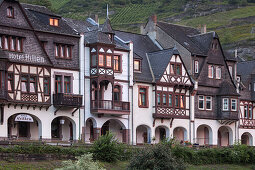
[0,0,82,141]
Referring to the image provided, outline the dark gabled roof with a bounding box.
[64,18,93,33]
[22,4,78,36]
[237,60,255,82]
[85,30,113,45]
[115,30,160,83]
[114,36,130,51]
[147,48,178,82]
[224,50,237,62]
[157,22,207,56]
[217,81,239,96]
[101,18,114,34]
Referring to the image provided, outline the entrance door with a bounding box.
[143,132,148,143]
[101,121,110,136]
[18,122,29,138]
[51,118,60,139]
[159,128,166,141]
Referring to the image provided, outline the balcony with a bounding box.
[240,119,255,128]
[154,107,189,119]
[0,88,7,101]
[91,100,130,115]
[53,93,82,107]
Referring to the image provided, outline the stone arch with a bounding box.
[7,113,42,140]
[136,124,151,144]
[155,125,170,143]
[51,116,76,141]
[241,132,253,146]
[218,126,233,146]
[85,117,97,143]
[196,124,213,145]
[173,126,188,143]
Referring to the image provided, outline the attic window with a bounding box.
[134,60,141,72]
[50,18,59,26]
[7,7,14,18]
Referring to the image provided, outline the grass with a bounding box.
[49,0,70,10]
[0,160,253,170]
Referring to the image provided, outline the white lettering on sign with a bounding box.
[15,114,34,122]
[9,53,46,64]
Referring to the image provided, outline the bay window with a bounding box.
[222,98,229,111]
[157,93,161,106]
[106,55,112,67]
[168,94,173,107]
[180,95,185,108]
[91,55,97,66]
[175,95,179,108]
[198,96,204,110]
[99,54,104,67]
[163,94,167,106]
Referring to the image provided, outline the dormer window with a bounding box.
[194,60,199,73]
[134,60,141,72]
[7,7,14,18]
[50,18,59,26]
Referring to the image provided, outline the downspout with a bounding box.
[127,49,130,144]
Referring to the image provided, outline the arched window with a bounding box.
[114,85,121,102]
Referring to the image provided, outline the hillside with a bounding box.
[20,0,255,60]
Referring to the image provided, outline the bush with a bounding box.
[128,144,186,170]
[90,132,126,163]
[56,153,105,170]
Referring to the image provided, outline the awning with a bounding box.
[15,114,34,122]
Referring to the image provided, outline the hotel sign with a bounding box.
[9,53,46,64]
[15,114,34,122]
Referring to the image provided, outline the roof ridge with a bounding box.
[147,47,174,54]
[114,29,144,36]
[21,3,47,9]
[238,60,255,63]
[157,21,198,30]
[189,31,215,37]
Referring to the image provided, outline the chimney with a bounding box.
[151,14,157,24]
[95,14,98,24]
[203,24,207,33]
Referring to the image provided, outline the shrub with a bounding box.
[90,132,125,163]
[56,153,105,170]
[128,144,186,170]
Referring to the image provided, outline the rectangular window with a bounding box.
[163,93,167,106]
[249,106,253,119]
[168,94,172,107]
[206,96,212,110]
[106,55,112,67]
[4,36,8,50]
[180,95,185,108]
[175,95,179,108]
[50,18,59,26]
[114,55,121,71]
[10,37,15,51]
[60,46,64,58]
[43,77,50,95]
[0,72,2,89]
[229,66,233,77]
[64,76,71,93]
[21,75,28,93]
[216,66,221,79]
[55,45,59,57]
[231,99,237,111]
[7,7,14,18]
[8,73,13,91]
[138,87,148,107]
[91,55,97,66]
[134,60,141,72]
[244,106,248,118]
[0,36,2,49]
[254,83,255,92]
[176,64,181,75]
[17,38,22,52]
[198,96,204,110]
[66,46,71,59]
[29,76,36,93]
[222,98,229,111]
[55,75,62,93]
[55,44,72,59]
[99,55,104,67]
[157,93,161,106]
[194,60,199,73]
[208,65,213,78]
[170,64,175,74]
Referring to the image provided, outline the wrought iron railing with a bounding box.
[53,93,82,107]
[91,100,130,112]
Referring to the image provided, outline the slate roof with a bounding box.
[189,32,215,55]
[101,18,114,34]
[21,4,78,36]
[217,81,239,96]
[84,30,113,45]
[157,22,207,56]
[224,50,237,62]
[115,30,160,83]
[147,48,179,82]
[237,60,255,82]
[64,18,93,33]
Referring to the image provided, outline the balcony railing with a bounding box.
[0,89,7,100]
[91,100,130,115]
[53,93,82,107]
[240,118,255,128]
[154,107,189,119]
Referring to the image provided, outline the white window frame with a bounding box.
[208,65,214,78]
[222,98,229,111]
[198,95,204,110]
[216,66,221,79]
[205,96,212,110]
[194,60,199,73]
[231,99,237,111]
[229,66,233,77]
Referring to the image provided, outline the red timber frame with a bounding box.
[240,100,255,129]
